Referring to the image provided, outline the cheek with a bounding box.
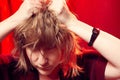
[26,48,31,59]
[47,52,62,64]
[27,53,39,67]
[26,48,38,64]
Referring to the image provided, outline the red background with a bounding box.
[0,0,120,55]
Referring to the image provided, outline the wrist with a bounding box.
[88,27,100,46]
[6,14,23,29]
[11,12,28,26]
[65,14,77,27]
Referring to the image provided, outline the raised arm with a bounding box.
[51,0,120,79]
[67,15,120,80]
[0,0,43,41]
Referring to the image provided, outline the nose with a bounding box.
[38,50,48,66]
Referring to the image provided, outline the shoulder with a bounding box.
[0,54,15,65]
[77,51,108,80]
[0,54,17,75]
[77,50,107,65]
[0,55,38,80]
[0,54,17,80]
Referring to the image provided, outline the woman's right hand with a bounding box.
[14,0,43,22]
[0,0,44,41]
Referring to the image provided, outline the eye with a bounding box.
[45,47,60,55]
[45,45,57,50]
[31,48,40,54]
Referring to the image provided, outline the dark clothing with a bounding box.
[0,53,107,80]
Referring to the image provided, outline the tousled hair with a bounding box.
[13,7,83,77]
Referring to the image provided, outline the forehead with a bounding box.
[27,43,61,51]
[26,46,62,57]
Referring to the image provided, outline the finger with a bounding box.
[48,0,65,15]
[27,0,42,14]
[33,7,40,14]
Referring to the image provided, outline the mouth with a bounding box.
[37,66,52,71]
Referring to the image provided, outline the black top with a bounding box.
[0,53,107,80]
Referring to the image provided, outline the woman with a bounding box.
[0,0,120,80]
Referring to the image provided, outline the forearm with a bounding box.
[0,14,21,41]
[0,0,42,41]
[66,17,93,43]
[66,17,120,68]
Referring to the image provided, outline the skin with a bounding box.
[26,47,63,80]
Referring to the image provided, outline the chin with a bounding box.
[38,69,53,76]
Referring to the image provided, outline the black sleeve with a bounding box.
[0,55,14,64]
[0,55,15,80]
[77,53,107,80]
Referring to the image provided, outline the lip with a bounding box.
[37,66,52,71]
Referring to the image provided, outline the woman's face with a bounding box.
[26,47,62,75]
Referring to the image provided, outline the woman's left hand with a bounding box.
[48,0,65,15]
